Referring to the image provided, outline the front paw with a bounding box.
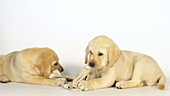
[52,78,67,86]
[77,80,92,91]
[0,76,10,83]
[115,81,127,89]
[62,82,73,89]
[62,75,73,82]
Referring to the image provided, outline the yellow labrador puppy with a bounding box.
[77,35,166,91]
[0,48,67,86]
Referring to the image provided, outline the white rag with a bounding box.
[49,66,92,91]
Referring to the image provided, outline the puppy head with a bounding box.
[85,35,121,69]
[37,48,64,78]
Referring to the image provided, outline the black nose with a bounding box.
[61,68,64,72]
[89,62,95,67]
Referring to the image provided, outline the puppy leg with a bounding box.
[0,75,10,83]
[62,75,73,82]
[116,71,144,89]
[78,77,115,91]
[25,75,66,86]
[116,79,144,89]
[116,56,166,89]
[116,60,145,89]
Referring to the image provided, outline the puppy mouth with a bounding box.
[90,65,104,70]
[49,69,61,78]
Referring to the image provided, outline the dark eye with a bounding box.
[54,62,58,66]
[98,52,103,56]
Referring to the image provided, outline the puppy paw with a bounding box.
[62,82,73,89]
[0,76,10,83]
[115,81,127,89]
[62,75,73,82]
[77,80,91,91]
[52,78,67,86]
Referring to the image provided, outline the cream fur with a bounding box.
[0,48,67,86]
[77,35,166,91]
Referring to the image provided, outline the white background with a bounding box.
[0,0,170,96]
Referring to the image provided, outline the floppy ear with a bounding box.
[107,44,121,67]
[85,45,89,64]
[36,53,51,78]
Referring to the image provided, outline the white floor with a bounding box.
[0,76,169,96]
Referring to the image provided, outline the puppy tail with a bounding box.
[157,74,166,90]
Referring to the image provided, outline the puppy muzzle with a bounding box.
[89,62,95,67]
